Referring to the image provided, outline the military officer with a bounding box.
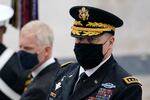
[48,6,142,100]
[0,4,28,100]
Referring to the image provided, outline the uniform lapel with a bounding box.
[34,59,60,79]
[62,66,79,100]
[27,59,60,92]
[70,56,115,100]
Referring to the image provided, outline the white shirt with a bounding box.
[32,57,55,78]
[79,55,111,77]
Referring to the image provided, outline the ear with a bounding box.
[0,26,7,34]
[44,46,52,57]
[109,36,115,46]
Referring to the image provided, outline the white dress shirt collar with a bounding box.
[32,57,55,78]
[79,55,111,77]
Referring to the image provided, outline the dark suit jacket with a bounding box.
[0,43,28,100]
[48,55,142,100]
[20,60,60,100]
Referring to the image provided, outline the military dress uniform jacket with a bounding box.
[0,43,28,100]
[48,56,142,100]
[20,60,60,100]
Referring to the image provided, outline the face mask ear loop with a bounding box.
[102,37,111,58]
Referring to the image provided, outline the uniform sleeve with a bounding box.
[116,84,142,100]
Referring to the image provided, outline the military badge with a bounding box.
[101,83,116,89]
[79,7,89,20]
[49,91,56,98]
[96,88,113,100]
[55,82,61,90]
[61,75,66,81]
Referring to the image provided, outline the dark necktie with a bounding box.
[74,72,88,91]
[24,73,33,91]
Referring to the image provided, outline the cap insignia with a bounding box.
[79,7,89,20]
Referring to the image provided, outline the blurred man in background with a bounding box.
[19,20,61,100]
[48,6,142,100]
[0,4,28,100]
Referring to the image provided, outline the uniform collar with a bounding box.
[32,57,55,78]
[79,55,111,77]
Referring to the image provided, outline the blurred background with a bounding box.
[0,0,150,99]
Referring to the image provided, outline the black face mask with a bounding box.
[18,50,39,70]
[74,43,104,69]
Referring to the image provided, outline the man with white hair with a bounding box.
[0,4,28,100]
[19,20,61,100]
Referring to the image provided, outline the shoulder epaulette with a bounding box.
[123,76,142,86]
[61,61,74,68]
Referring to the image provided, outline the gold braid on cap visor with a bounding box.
[71,21,115,36]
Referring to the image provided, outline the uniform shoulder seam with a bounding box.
[61,61,74,68]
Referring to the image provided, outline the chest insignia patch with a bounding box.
[101,83,116,89]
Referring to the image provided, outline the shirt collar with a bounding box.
[79,55,111,77]
[32,57,55,78]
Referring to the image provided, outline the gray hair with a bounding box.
[21,20,54,47]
